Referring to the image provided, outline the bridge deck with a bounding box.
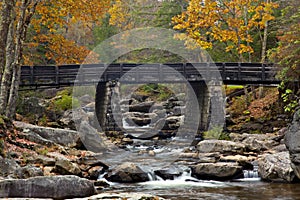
[20,63,280,89]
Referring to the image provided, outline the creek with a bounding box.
[101,174,300,200]
[98,133,300,200]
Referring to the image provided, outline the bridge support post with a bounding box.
[95,82,109,131]
[207,81,225,130]
[189,81,225,132]
[189,81,209,132]
[95,81,123,132]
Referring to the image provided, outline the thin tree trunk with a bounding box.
[259,0,270,99]
[0,0,14,83]
[0,6,16,114]
[6,0,40,118]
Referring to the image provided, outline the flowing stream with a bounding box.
[96,121,300,199]
[99,169,300,200]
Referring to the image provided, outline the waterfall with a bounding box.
[242,165,260,180]
[147,172,164,181]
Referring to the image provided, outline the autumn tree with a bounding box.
[25,0,110,65]
[108,0,186,63]
[0,0,41,119]
[109,0,185,30]
[172,0,278,62]
[270,1,300,113]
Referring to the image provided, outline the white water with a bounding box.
[141,169,227,188]
[239,165,261,181]
[122,118,151,129]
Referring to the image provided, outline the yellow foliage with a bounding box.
[172,0,278,60]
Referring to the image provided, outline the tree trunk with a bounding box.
[0,0,14,84]
[259,0,270,99]
[0,16,15,114]
[6,0,40,119]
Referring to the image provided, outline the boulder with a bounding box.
[0,175,95,198]
[191,162,243,180]
[154,166,183,180]
[197,140,245,154]
[77,154,109,169]
[0,157,20,178]
[14,121,83,148]
[105,162,149,183]
[54,159,81,176]
[285,109,300,180]
[17,166,43,179]
[88,166,105,180]
[242,137,278,152]
[58,108,91,130]
[258,152,296,182]
[19,130,56,146]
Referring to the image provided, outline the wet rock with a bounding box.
[148,150,156,156]
[125,116,151,126]
[88,166,105,180]
[14,121,83,148]
[69,192,165,200]
[154,166,183,180]
[0,175,95,198]
[155,116,184,130]
[106,162,149,183]
[191,162,243,180]
[17,166,43,179]
[197,140,245,154]
[77,154,109,169]
[129,101,155,113]
[285,109,300,180]
[123,112,159,126]
[54,159,81,175]
[258,152,296,183]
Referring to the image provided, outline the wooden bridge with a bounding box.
[20,63,280,89]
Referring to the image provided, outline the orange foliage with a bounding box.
[25,0,110,65]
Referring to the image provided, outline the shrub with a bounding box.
[203,126,230,140]
[53,95,80,112]
[136,83,174,101]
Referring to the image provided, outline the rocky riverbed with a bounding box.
[1,88,300,199]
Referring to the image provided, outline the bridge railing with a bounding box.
[20,63,280,88]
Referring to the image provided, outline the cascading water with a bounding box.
[241,164,260,181]
[141,167,227,188]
